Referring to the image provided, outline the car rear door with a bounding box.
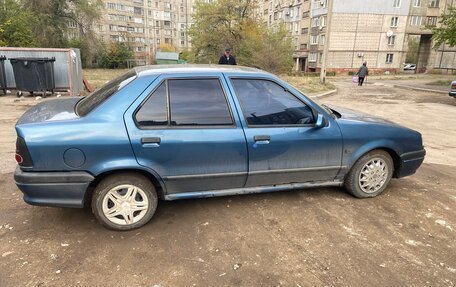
[124,73,248,195]
[227,76,343,187]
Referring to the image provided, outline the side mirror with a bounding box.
[314,114,325,129]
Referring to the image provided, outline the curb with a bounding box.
[392,84,448,95]
[309,89,338,99]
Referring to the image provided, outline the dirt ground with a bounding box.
[0,78,455,287]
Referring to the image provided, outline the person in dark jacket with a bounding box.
[218,48,237,65]
[356,62,369,86]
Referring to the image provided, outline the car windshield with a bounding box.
[76,70,137,116]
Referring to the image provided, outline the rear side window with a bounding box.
[168,79,233,126]
[231,79,315,126]
[76,70,136,116]
[136,82,168,126]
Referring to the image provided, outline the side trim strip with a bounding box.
[164,171,248,180]
[163,166,342,180]
[400,149,426,161]
[164,180,343,200]
[249,166,341,175]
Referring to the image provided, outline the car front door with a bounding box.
[124,74,248,195]
[228,77,343,187]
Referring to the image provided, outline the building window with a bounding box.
[293,22,298,33]
[388,35,396,45]
[410,15,422,26]
[309,53,317,62]
[393,0,401,8]
[302,11,309,18]
[429,0,439,7]
[311,17,319,27]
[427,16,438,27]
[320,35,325,45]
[311,35,318,45]
[68,20,77,28]
[300,43,308,50]
[301,28,308,34]
[391,17,398,27]
[320,16,326,27]
[319,53,323,64]
[386,53,394,63]
[413,0,421,7]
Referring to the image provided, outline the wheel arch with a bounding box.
[346,146,401,178]
[84,167,166,208]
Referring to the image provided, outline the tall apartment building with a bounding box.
[72,0,195,63]
[262,0,456,73]
[257,0,311,71]
[68,0,456,70]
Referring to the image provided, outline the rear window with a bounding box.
[76,70,137,116]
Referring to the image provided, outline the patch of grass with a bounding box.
[425,80,453,86]
[83,69,129,89]
[280,75,336,94]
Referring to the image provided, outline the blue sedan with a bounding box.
[14,66,425,230]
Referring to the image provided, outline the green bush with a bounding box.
[100,42,134,69]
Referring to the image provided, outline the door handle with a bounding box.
[254,135,270,145]
[141,137,161,147]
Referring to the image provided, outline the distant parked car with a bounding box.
[450,80,456,98]
[14,65,426,230]
[403,64,416,70]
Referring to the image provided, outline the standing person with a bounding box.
[218,48,237,65]
[356,62,369,86]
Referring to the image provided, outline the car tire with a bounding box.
[91,173,158,231]
[344,150,394,198]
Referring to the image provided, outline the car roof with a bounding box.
[134,64,271,77]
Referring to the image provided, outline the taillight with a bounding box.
[15,154,23,164]
[452,83,456,89]
[15,137,33,167]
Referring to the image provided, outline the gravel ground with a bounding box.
[0,79,455,287]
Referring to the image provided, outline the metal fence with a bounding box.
[0,47,83,96]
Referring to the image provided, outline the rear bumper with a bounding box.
[395,149,426,178]
[449,91,456,98]
[14,167,94,208]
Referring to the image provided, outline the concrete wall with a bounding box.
[333,0,411,15]
[325,12,407,70]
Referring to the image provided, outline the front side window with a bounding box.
[168,79,233,126]
[231,79,315,126]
